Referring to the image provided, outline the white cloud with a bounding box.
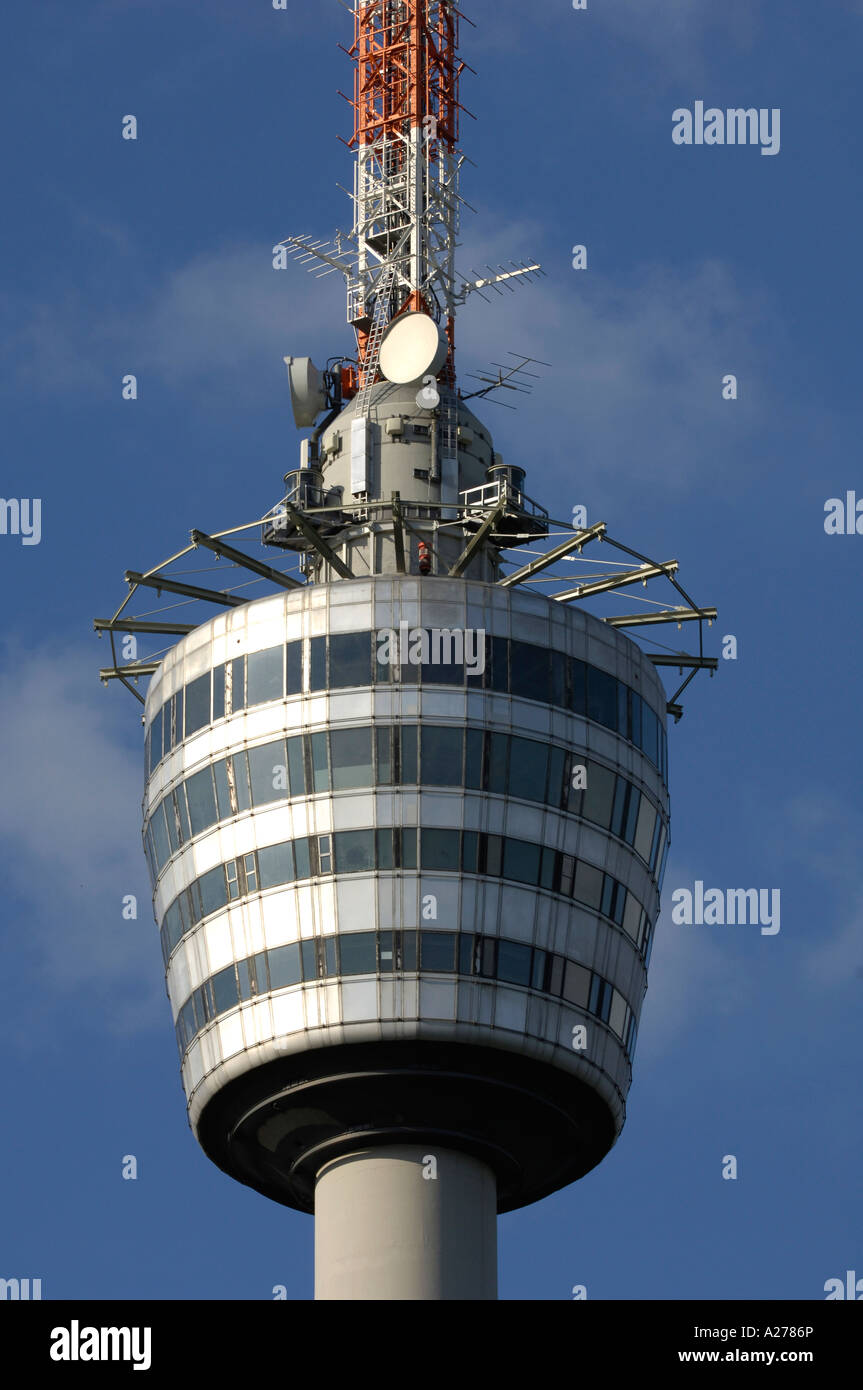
[454,220,772,499]
[468,0,759,76]
[636,860,751,1061]
[0,642,163,1043]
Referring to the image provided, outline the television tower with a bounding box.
[97,0,716,1300]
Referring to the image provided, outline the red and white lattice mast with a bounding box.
[279,0,541,399]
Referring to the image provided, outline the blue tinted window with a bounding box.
[379,931,395,971]
[247,647,283,707]
[330,632,372,688]
[497,940,532,986]
[258,841,294,889]
[164,797,179,854]
[376,727,393,783]
[340,932,377,975]
[175,785,192,843]
[550,649,566,707]
[286,736,305,796]
[331,728,373,790]
[548,746,567,809]
[488,636,509,693]
[232,752,251,812]
[462,830,480,873]
[466,634,489,689]
[508,735,548,803]
[230,656,245,713]
[539,845,557,891]
[588,667,618,730]
[212,664,225,721]
[421,932,457,972]
[642,703,659,768]
[569,659,587,716]
[503,837,541,885]
[213,759,232,820]
[421,828,460,871]
[624,787,640,844]
[212,965,239,1015]
[268,943,301,990]
[510,641,549,702]
[185,673,211,737]
[487,731,509,795]
[310,636,326,691]
[300,940,316,981]
[186,767,217,835]
[421,726,463,786]
[531,948,547,991]
[311,732,329,792]
[286,641,302,696]
[610,778,628,839]
[401,828,417,870]
[294,837,312,878]
[150,805,171,871]
[150,707,163,770]
[631,692,642,749]
[400,726,418,783]
[465,728,483,789]
[249,741,287,806]
[421,628,464,686]
[376,829,394,871]
[334,830,375,873]
[199,866,227,919]
[459,934,475,975]
[171,690,183,750]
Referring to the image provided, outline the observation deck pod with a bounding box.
[461,465,550,546]
[261,468,347,552]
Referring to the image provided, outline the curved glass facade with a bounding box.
[145,630,669,783]
[144,577,669,1211]
[157,823,658,969]
[144,722,669,893]
[174,927,640,1065]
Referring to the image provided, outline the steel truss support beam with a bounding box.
[648,655,719,670]
[190,529,303,590]
[94,618,196,636]
[553,560,678,602]
[125,572,245,608]
[605,606,717,629]
[499,523,607,588]
[391,492,407,574]
[448,503,505,577]
[100,664,160,682]
[281,503,354,579]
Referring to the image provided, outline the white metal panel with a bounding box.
[350,416,368,495]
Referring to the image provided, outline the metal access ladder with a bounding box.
[354,264,396,418]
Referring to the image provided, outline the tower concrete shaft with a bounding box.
[315,1145,497,1300]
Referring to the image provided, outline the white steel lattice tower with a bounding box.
[99,0,715,1301]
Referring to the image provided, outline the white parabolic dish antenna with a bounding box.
[379,312,448,385]
[285,356,327,428]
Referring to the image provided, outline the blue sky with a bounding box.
[1,0,861,1300]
